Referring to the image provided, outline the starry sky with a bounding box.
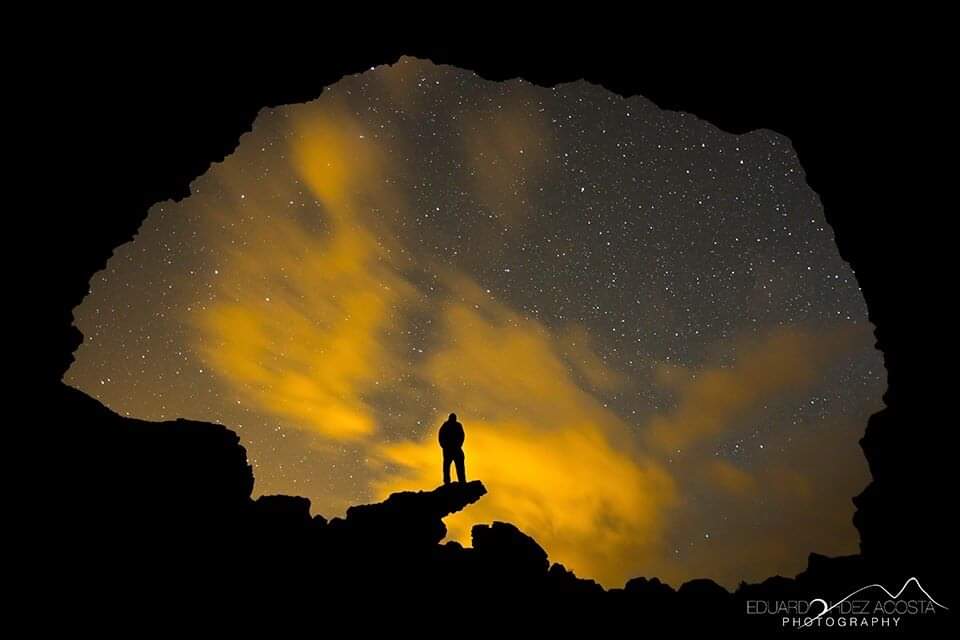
[66,57,884,588]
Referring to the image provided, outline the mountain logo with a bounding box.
[801,576,948,628]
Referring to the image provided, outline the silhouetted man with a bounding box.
[439,413,466,484]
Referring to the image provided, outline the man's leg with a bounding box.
[455,450,466,483]
[443,452,451,485]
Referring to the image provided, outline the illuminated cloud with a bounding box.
[193,105,417,440]
[374,292,869,585]
[460,86,552,226]
[374,283,677,586]
[644,325,866,454]
[708,459,758,497]
[658,417,871,587]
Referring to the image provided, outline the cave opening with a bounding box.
[64,56,885,589]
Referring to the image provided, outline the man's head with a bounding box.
[449,413,457,421]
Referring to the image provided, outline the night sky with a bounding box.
[67,57,884,588]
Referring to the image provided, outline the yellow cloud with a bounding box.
[374,284,677,586]
[561,323,628,393]
[461,87,551,226]
[645,325,865,453]
[661,416,871,587]
[709,459,757,497]
[192,105,416,440]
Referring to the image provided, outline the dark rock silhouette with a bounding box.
[472,521,548,584]
[624,575,675,597]
[253,494,313,523]
[331,480,486,550]
[38,384,950,631]
[30,37,953,632]
[473,521,547,572]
